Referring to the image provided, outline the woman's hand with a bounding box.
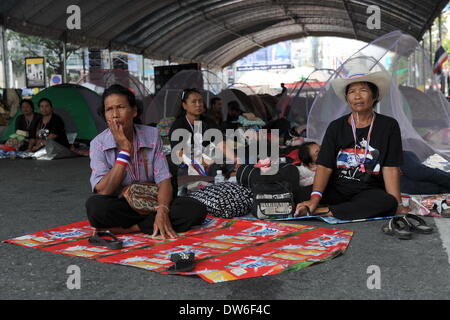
[201,157,212,171]
[294,165,332,217]
[152,179,174,238]
[108,119,132,152]
[31,139,46,152]
[152,209,177,239]
[294,198,320,217]
[396,205,410,214]
[93,121,131,195]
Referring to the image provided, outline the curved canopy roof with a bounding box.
[0,0,447,68]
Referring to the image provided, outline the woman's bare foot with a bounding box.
[313,207,333,217]
[294,205,333,217]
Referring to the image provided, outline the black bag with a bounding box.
[250,181,295,220]
[237,163,299,219]
[237,163,299,189]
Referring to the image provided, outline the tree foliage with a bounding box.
[6,30,80,79]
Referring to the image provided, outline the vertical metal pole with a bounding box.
[163,89,168,118]
[81,48,86,76]
[420,40,424,90]
[411,51,414,87]
[438,14,442,44]
[142,55,145,89]
[109,49,113,70]
[429,29,433,66]
[62,40,67,83]
[438,14,444,94]
[423,42,426,90]
[1,25,9,88]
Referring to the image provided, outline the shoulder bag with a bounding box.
[120,149,159,215]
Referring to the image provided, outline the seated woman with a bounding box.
[14,99,42,151]
[297,142,320,187]
[28,98,70,152]
[169,88,237,179]
[86,85,207,239]
[169,88,219,155]
[295,67,409,219]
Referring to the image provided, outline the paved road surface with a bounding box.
[1,158,449,300]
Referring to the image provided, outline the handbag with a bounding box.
[251,181,295,220]
[120,149,159,215]
[121,182,159,215]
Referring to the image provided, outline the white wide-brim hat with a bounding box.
[331,67,391,103]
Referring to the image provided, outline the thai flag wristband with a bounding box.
[116,150,131,167]
[311,190,323,199]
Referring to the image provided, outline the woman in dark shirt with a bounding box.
[15,99,41,151]
[169,89,216,152]
[29,98,70,151]
[295,67,409,220]
[168,88,239,186]
[169,88,237,167]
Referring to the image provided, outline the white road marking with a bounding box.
[434,217,450,264]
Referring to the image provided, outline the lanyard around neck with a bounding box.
[25,116,33,128]
[41,115,51,128]
[185,115,196,132]
[350,112,375,172]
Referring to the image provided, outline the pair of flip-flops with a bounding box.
[88,231,123,250]
[382,214,433,240]
[165,252,196,273]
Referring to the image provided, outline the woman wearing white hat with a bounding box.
[295,66,409,219]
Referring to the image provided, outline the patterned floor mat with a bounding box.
[3,216,353,283]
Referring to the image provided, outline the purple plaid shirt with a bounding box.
[89,124,171,193]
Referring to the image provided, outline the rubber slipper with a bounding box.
[88,231,123,250]
[166,252,195,273]
[401,214,433,234]
[382,216,412,240]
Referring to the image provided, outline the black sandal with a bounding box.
[382,216,412,240]
[88,231,123,250]
[166,252,195,273]
[401,214,433,234]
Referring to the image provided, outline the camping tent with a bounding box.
[306,30,450,161]
[139,69,269,125]
[1,84,104,142]
[78,69,156,126]
[277,68,334,126]
[141,69,226,125]
[78,69,152,102]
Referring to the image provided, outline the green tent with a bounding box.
[1,84,105,142]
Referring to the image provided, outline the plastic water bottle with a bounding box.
[214,170,225,184]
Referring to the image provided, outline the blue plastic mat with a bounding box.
[240,215,397,224]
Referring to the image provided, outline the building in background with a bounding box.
[231,37,367,94]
